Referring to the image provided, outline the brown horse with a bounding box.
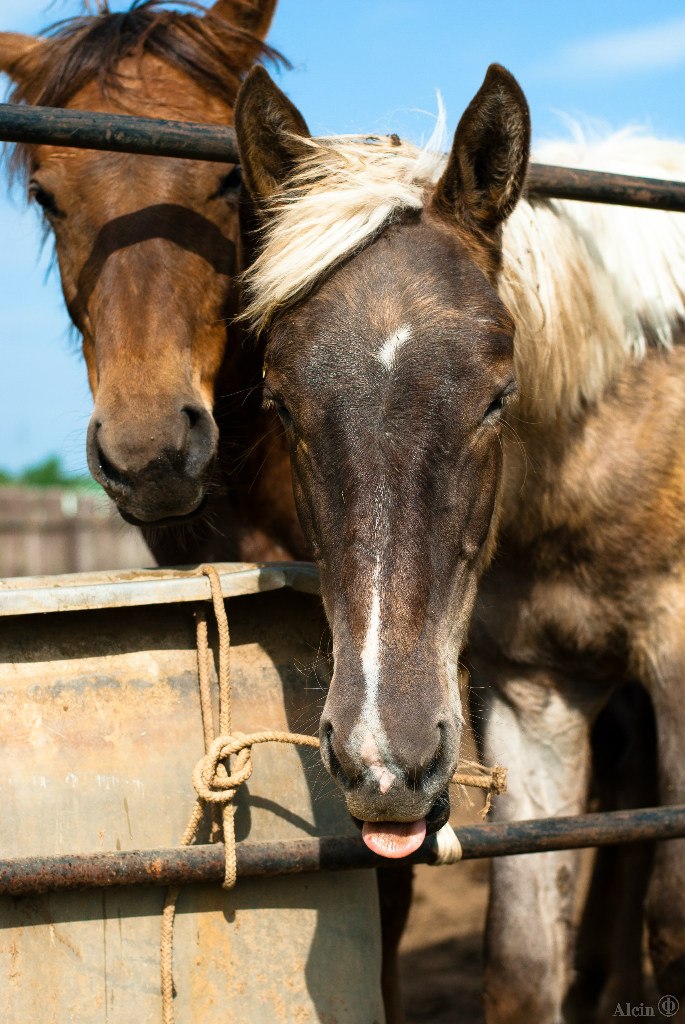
[235,65,685,1021]
[0,0,304,564]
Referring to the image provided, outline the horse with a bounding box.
[234,64,685,1021]
[0,0,305,565]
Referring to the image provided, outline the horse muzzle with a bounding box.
[86,404,218,523]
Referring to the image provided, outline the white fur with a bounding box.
[244,121,685,421]
[243,105,447,332]
[351,484,398,787]
[360,559,382,725]
[360,732,397,795]
[482,681,591,1017]
[353,556,394,783]
[503,130,685,415]
[378,324,411,370]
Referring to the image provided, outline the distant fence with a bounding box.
[0,486,150,577]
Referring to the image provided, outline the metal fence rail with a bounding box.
[0,102,240,163]
[2,804,684,896]
[2,102,685,212]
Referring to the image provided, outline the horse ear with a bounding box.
[235,65,311,208]
[432,64,530,233]
[208,1,277,39]
[0,33,46,84]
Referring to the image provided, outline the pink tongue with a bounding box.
[361,818,427,859]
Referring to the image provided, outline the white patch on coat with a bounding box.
[377,325,411,370]
[346,533,400,791]
[482,681,591,1013]
[360,734,396,794]
[357,561,387,734]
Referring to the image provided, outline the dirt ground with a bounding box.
[400,858,488,1024]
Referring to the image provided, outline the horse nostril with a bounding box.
[182,404,203,430]
[182,404,218,477]
[320,720,353,789]
[95,440,132,493]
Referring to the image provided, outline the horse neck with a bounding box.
[494,188,685,544]
[496,405,578,543]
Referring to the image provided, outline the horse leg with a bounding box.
[566,682,657,1022]
[479,669,594,1024]
[639,617,685,1006]
[377,863,413,1024]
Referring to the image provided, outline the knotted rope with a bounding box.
[160,564,507,1022]
[160,566,320,1023]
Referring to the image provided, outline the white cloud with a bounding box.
[539,14,685,79]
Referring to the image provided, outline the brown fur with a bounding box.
[0,1,306,560]
[470,341,685,1023]
[236,65,527,828]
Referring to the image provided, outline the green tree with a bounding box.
[0,456,97,490]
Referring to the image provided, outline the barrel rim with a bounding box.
[0,561,320,617]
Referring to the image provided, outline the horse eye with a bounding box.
[483,382,517,423]
[262,387,292,426]
[217,166,242,196]
[28,181,62,218]
[274,400,293,427]
[277,403,293,427]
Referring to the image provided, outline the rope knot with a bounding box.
[490,764,508,796]
[192,732,254,804]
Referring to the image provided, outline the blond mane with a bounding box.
[244,122,685,420]
[243,113,447,329]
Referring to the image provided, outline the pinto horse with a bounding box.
[235,65,685,1021]
[0,0,304,564]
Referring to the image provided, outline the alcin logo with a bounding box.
[613,995,679,1018]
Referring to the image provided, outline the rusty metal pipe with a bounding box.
[526,163,685,211]
[2,805,684,897]
[1,104,685,211]
[0,103,240,163]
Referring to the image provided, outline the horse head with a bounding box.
[0,1,277,526]
[235,64,530,853]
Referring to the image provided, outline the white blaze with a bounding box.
[359,730,396,795]
[354,557,396,793]
[360,558,383,736]
[377,324,411,370]
[351,329,414,791]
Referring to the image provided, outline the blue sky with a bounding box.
[2,0,685,474]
